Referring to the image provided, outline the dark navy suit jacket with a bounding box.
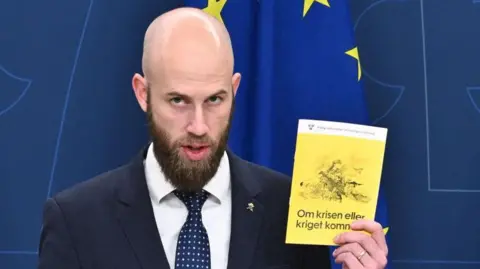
[37,148,331,269]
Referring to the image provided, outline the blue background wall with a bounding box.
[1,0,479,268]
[350,0,480,268]
[0,0,180,267]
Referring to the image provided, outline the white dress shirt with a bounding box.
[144,144,232,269]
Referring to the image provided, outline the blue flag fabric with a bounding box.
[183,1,390,268]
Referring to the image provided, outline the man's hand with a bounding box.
[331,219,388,269]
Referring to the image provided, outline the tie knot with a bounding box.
[173,190,209,212]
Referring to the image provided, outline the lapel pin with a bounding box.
[247,202,254,212]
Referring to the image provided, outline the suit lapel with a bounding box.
[226,150,264,269]
[113,147,266,269]
[115,149,170,269]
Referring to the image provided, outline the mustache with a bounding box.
[174,134,215,146]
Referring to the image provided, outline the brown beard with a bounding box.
[146,90,234,192]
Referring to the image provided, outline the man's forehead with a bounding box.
[164,88,229,98]
[155,69,231,90]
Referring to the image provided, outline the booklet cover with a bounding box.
[285,119,387,246]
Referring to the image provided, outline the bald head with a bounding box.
[142,7,234,83]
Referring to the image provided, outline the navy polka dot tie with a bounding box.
[173,190,211,269]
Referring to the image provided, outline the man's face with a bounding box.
[144,66,239,192]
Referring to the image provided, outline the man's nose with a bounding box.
[186,107,209,136]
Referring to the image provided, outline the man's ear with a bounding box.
[232,72,241,97]
[132,73,148,112]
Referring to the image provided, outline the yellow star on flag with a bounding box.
[203,0,227,24]
[345,47,362,81]
[303,0,330,17]
[383,227,389,235]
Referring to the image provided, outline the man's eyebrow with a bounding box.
[166,91,187,97]
[211,89,228,96]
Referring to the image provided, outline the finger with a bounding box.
[334,252,364,268]
[332,242,362,258]
[333,243,377,268]
[350,219,382,234]
[370,230,388,256]
[351,220,388,255]
[334,231,385,263]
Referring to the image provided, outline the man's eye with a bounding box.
[170,97,184,104]
[208,96,222,103]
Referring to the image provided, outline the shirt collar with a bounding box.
[144,143,231,204]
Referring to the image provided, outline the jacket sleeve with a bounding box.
[299,245,332,269]
[37,197,81,269]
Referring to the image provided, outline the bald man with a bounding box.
[37,7,388,269]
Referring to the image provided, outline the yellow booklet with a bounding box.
[285,119,387,246]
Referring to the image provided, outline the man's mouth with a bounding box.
[183,144,209,150]
[181,144,211,160]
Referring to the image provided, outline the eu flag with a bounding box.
[184,0,390,268]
